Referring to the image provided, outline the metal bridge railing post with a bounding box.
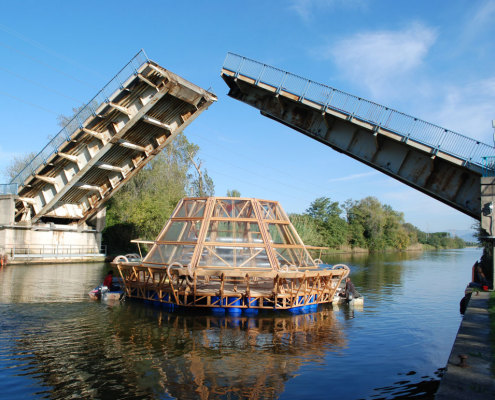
[276,72,288,95]
[234,57,245,79]
[255,64,266,85]
[299,80,311,102]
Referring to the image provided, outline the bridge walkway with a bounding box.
[10,50,216,225]
[221,52,495,220]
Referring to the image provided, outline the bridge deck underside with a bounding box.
[221,70,481,220]
[15,62,216,224]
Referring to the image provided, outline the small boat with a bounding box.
[88,277,124,301]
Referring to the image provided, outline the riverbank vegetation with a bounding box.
[290,196,469,253]
[103,133,214,254]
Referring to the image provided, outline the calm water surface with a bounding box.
[0,248,481,399]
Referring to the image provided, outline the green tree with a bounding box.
[305,197,348,248]
[289,213,325,246]
[187,151,215,197]
[104,133,211,252]
[226,189,241,197]
[345,197,410,251]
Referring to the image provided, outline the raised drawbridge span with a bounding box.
[0,50,216,262]
[221,53,495,220]
[10,50,216,225]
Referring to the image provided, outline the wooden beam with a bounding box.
[142,115,172,131]
[108,102,132,116]
[96,162,124,173]
[118,139,147,153]
[34,175,57,186]
[75,183,101,192]
[137,73,159,89]
[57,152,78,163]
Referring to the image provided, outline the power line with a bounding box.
[0,23,105,78]
[0,89,59,115]
[0,65,83,103]
[192,132,341,199]
[0,40,96,88]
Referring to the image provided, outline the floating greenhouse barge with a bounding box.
[113,197,349,312]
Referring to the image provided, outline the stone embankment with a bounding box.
[435,291,494,399]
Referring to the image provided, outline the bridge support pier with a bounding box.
[480,177,495,288]
[0,195,106,264]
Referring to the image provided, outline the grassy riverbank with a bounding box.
[310,243,461,258]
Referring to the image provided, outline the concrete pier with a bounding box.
[0,194,105,263]
[435,291,495,399]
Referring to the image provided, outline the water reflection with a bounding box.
[3,301,345,399]
[0,262,106,303]
[323,251,424,295]
[0,249,482,399]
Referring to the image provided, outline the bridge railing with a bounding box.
[482,157,495,177]
[223,52,494,170]
[11,50,150,188]
[0,184,18,195]
[1,244,107,260]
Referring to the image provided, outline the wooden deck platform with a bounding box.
[117,263,348,310]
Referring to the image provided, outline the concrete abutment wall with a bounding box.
[0,195,106,264]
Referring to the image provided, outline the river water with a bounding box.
[0,248,481,400]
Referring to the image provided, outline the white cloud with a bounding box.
[463,0,495,42]
[317,20,495,144]
[327,23,437,98]
[289,0,365,22]
[428,77,495,141]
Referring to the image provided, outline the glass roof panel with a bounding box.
[273,247,313,268]
[175,199,206,218]
[205,221,263,244]
[212,199,256,219]
[267,223,298,245]
[259,201,278,220]
[142,197,317,271]
[157,220,202,242]
[198,246,271,269]
[144,244,195,266]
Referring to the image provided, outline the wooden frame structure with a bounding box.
[113,197,349,311]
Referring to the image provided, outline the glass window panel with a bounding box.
[205,221,262,243]
[235,200,255,218]
[144,244,195,266]
[259,201,278,220]
[268,223,297,245]
[274,247,313,268]
[174,199,205,218]
[198,246,271,269]
[212,199,255,218]
[274,204,289,221]
[157,221,202,242]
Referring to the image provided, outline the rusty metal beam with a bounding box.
[222,71,482,219]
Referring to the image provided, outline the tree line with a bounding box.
[290,196,469,252]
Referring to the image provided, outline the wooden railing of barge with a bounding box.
[116,263,349,310]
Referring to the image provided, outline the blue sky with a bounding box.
[1,0,494,237]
